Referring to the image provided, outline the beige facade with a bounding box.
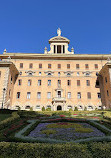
[98,61,111,109]
[0,29,110,111]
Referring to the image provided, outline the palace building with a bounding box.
[0,28,111,111]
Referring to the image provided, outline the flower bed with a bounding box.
[28,122,105,141]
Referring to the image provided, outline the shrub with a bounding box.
[0,112,20,130]
[42,106,45,111]
[46,108,51,111]
[74,107,78,111]
[103,112,111,120]
[30,107,33,111]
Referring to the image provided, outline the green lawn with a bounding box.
[0,114,11,122]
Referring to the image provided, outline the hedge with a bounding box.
[103,111,111,120]
[0,112,20,130]
[0,142,111,158]
[0,142,92,158]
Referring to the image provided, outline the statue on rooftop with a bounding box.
[57,28,61,36]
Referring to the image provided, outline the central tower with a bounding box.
[44,28,74,54]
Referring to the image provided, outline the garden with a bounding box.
[0,109,111,157]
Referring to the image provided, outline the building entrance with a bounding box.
[57,105,62,110]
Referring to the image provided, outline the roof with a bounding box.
[49,36,70,44]
[0,53,111,60]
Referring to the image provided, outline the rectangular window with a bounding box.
[54,45,56,54]
[20,63,23,68]
[57,45,61,53]
[107,90,109,96]
[47,92,51,99]
[29,63,33,69]
[86,80,90,86]
[17,92,20,99]
[63,45,65,53]
[48,80,51,86]
[18,79,22,86]
[58,80,61,87]
[76,64,79,69]
[48,64,51,69]
[105,77,107,83]
[58,64,61,69]
[67,92,71,99]
[27,92,31,99]
[37,92,41,99]
[77,80,80,86]
[39,63,42,69]
[87,92,91,99]
[39,72,41,76]
[77,92,81,99]
[38,80,41,86]
[28,80,32,86]
[97,93,101,99]
[95,64,98,69]
[67,80,71,86]
[67,64,70,69]
[85,64,89,69]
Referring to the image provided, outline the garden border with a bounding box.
[14,119,111,143]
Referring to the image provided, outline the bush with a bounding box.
[42,106,45,111]
[17,110,40,118]
[103,112,111,120]
[46,108,51,111]
[0,142,92,158]
[0,112,20,130]
[74,107,78,111]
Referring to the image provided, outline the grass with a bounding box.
[0,114,11,122]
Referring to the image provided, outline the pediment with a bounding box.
[49,36,70,44]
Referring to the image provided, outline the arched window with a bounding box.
[36,105,40,109]
[25,105,30,109]
[67,105,72,109]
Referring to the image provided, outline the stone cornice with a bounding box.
[0,53,111,60]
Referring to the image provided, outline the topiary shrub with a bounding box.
[84,107,87,111]
[74,107,78,111]
[42,106,45,111]
[30,107,33,111]
[46,108,51,111]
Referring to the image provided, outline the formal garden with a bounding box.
[0,109,111,157]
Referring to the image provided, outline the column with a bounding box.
[55,45,57,54]
[61,45,63,54]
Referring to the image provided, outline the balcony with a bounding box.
[52,97,66,102]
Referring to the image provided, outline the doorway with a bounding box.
[57,105,62,110]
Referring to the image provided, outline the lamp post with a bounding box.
[1,88,6,109]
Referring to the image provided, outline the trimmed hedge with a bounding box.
[103,111,111,120]
[0,142,111,158]
[0,142,92,158]
[0,112,20,130]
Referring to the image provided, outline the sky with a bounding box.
[0,0,111,54]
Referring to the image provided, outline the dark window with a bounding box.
[17,92,20,99]
[18,79,22,86]
[107,90,109,96]
[105,77,107,83]
[0,71,1,77]
[48,64,51,69]
[97,93,101,98]
[85,64,89,69]
[87,92,91,99]
[63,45,65,53]
[29,63,33,69]
[67,80,71,86]
[20,63,23,68]
[48,80,51,86]
[95,64,98,69]
[77,80,80,86]
[86,80,90,86]
[28,80,32,86]
[39,64,42,69]
[96,80,100,86]
[76,64,79,69]
[54,45,56,53]
[58,64,61,69]
[67,64,70,69]
[57,45,61,53]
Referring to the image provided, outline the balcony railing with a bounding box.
[52,97,66,102]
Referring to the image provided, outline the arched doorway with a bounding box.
[57,105,62,111]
